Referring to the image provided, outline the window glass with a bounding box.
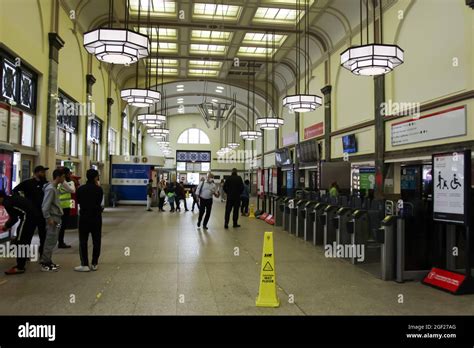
[188,128,199,144]
[177,162,186,171]
[0,104,8,142]
[9,109,21,144]
[21,112,33,147]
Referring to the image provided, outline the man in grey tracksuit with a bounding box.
[39,168,65,271]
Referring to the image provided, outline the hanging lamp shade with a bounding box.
[156,140,170,147]
[137,113,166,126]
[340,44,404,76]
[227,142,240,149]
[147,128,169,138]
[240,130,262,140]
[256,117,284,130]
[283,94,322,112]
[121,88,160,107]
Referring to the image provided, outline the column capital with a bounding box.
[320,85,332,95]
[107,97,114,107]
[86,74,96,95]
[467,0,474,9]
[48,33,65,63]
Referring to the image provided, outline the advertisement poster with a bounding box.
[433,151,470,224]
[359,167,376,191]
[287,170,294,189]
[272,168,278,194]
[304,122,324,140]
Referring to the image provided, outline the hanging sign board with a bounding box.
[432,150,471,225]
[304,122,324,140]
[391,106,466,146]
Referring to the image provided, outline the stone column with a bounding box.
[294,112,300,189]
[84,74,96,173]
[44,33,65,172]
[321,85,332,162]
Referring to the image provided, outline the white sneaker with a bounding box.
[74,265,90,272]
[91,264,98,271]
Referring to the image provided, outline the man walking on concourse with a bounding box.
[13,165,49,256]
[74,169,104,272]
[196,172,219,230]
[223,168,244,229]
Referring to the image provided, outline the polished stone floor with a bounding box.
[0,199,472,315]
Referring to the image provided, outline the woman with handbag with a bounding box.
[158,179,166,212]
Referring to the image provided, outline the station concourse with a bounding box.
[0,0,473,320]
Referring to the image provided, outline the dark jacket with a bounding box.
[223,174,244,200]
[175,184,185,198]
[76,182,104,220]
[3,195,35,229]
[13,178,47,215]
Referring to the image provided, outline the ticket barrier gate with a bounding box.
[312,203,328,246]
[275,196,287,227]
[334,207,354,246]
[283,199,293,232]
[322,205,339,246]
[295,199,309,238]
[302,201,318,242]
[375,215,397,281]
[289,198,303,235]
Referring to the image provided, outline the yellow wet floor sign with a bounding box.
[256,231,280,307]
[249,204,255,218]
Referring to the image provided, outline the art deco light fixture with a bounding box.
[257,31,284,130]
[340,0,404,76]
[84,0,150,65]
[282,0,322,112]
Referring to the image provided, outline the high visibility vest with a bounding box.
[59,183,74,209]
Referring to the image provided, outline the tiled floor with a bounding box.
[0,199,473,315]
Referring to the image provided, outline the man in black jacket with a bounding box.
[0,191,38,275]
[223,168,244,229]
[12,165,48,256]
[74,169,104,272]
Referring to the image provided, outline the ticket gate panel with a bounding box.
[283,199,293,232]
[296,200,309,238]
[313,203,327,246]
[289,199,301,235]
[323,205,338,246]
[303,202,317,242]
[275,197,285,227]
[376,215,397,281]
[335,207,353,246]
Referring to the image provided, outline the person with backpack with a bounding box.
[223,168,244,229]
[157,179,166,212]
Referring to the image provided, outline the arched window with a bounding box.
[177,128,210,144]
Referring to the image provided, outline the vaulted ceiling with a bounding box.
[62,0,396,123]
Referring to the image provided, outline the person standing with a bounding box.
[166,182,176,212]
[176,181,188,212]
[74,169,104,272]
[57,167,75,248]
[219,179,226,202]
[329,181,339,198]
[40,168,65,272]
[223,168,244,229]
[240,179,250,216]
[157,179,166,212]
[12,165,49,256]
[146,179,153,212]
[195,173,219,230]
[1,191,37,275]
[0,160,9,193]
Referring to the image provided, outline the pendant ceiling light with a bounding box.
[257,31,284,130]
[240,61,262,140]
[147,128,169,137]
[340,0,404,76]
[121,1,160,107]
[283,0,321,113]
[84,0,150,65]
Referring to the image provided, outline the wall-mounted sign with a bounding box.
[304,122,324,140]
[391,106,466,146]
[432,150,471,225]
[282,132,298,146]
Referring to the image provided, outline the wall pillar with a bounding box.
[44,33,65,173]
[374,75,386,199]
[294,112,301,188]
[321,85,332,162]
[83,74,96,175]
